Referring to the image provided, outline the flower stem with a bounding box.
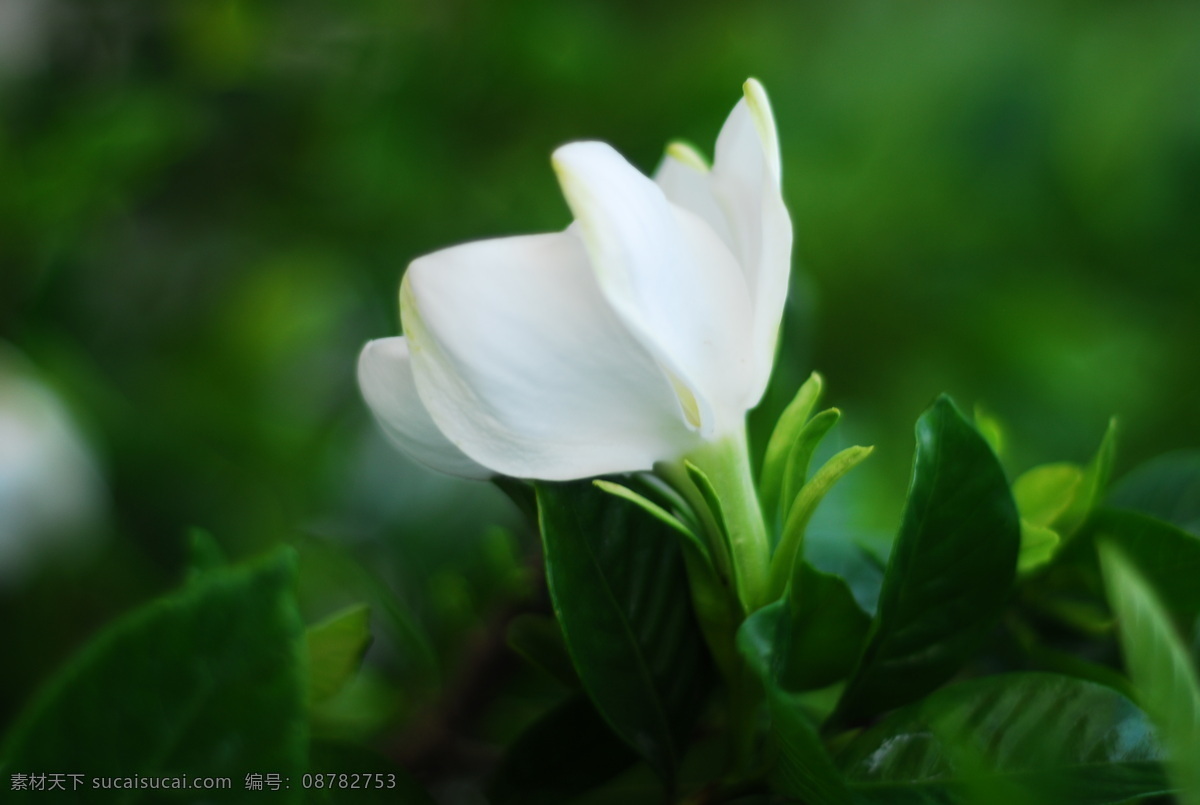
[660,429,772,616]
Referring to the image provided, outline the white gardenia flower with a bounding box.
[358,79,791,481]
[0,346,106,585]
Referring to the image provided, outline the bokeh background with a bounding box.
[2,0,1198,786]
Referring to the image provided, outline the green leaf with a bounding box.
[736,611,856,805]
[769,444,874,600]
[838,673,1169,805]
[1013,463,1083,528]
[1108,449,1200,535]
[781,563,872,692]
[536,480,712,786]
[506,613,579,689]
[593,478,709,563]
[972,403,1005,459]
[306,740,435,804]
[1018,520,1061,574]
[1,549,307,802]
[760,371,824,524]
[832,396,1020,726]
[493,476,538,522]
[596,476,738,682]
[1100,543,1200,805]
[1058,418,1118,536]
[306,603,372,704]
[489,694,639,805]
[1090,508,1200,620]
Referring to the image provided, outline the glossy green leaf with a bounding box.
[769,444,874,600]
[760,371,824,524]
[506,613,579,689]
[1,550,307,802]
[736,612,855,805]
[489,694,639,805]
[1108,449,1200,535]
[1100,543,1200,805]
[596,476,738,683]
[306,603,372,704]
[839,673,1169,805]
[1013,463,1083,528]
[593,479,704,553]
[761,561,871,692]
[1091,508,1200,620]
[536,480,712,785]
[832,396,1020,725]
[604,475,744,691]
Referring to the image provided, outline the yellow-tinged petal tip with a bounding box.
[741,77,781,181]
[665,140,710,172]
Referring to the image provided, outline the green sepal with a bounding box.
[769,444,874,602]
[593,479,709,564]
[778,409,843,531]
[759,372,824,525]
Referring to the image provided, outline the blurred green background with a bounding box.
[2,0,1197,779]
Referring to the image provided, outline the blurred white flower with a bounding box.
[0,347,106,585]
[0,0,54,78]
[359,79,791,480]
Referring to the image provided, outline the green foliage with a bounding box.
[760,372,825,526]
[1090,509,1200,621]
[838,673,1170,805]
[4,1,1200,799]
[489,694,638,805]
[505,613,579,689]
[737,612,855,805]
[769,443,874,601]
[1057,418,1118,536]
[1014,463,1084,528]
[1109,450,1200,535]
[535,481,713,787]
[1,550,308,802]
[1100,544,1200,805]
[306,604,372,704]
[832,396,1020,726]
[782,563,871,693]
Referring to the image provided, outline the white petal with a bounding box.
[710,79,793,403]
[653,141,733,247]
[401,231,698,481]
[357,337,492,479]
[553,141,755,433]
